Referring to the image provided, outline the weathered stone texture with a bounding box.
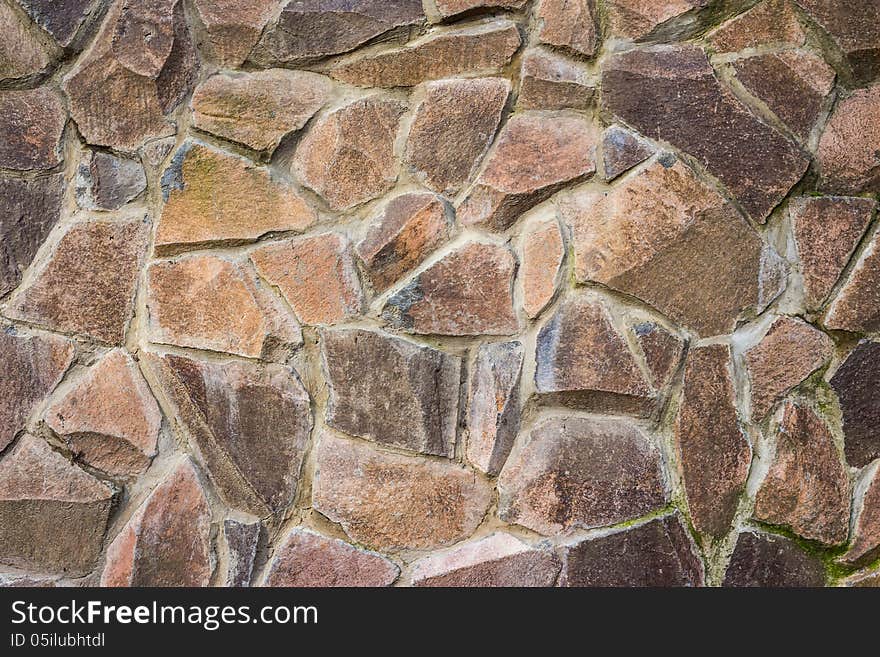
[842,466,880,567]
[605,0,707,41]
[633,321,684,390]
[192,0,280,66]
[817,86,880,194]
[536,0,599,57]
[76,151,146,211]
[223,519,260,587]
[521,218,565,319]
[708,0,805,53]
[0,88,66,171]
[0,2,55,80]
[602,124,654,181]
[830,341,880,468]
[434,0,527,18]
[723,531,826,587]
[15,0,94,47]
[824,229,880,333]
[518,49,594,111]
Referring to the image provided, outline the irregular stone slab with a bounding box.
[0,2,55,80]
[102,459,212,586]
[518,49,594,111]
[75,151,146,211]
[830,341,880,468]
[356,193,451,293]
[251,0,424,65]
[0,174,64,298]
[312,433,492,551]
[0,329,74,453]
[842,466,880,566]
[791,196,875,310]
[321,329,460,458]
[223,519,260,587]
[6,217,149,344]
[745,317,834,421]
[411,533,561,587]
[0,88,66,171]
[561,158,765,336]
[252,233,363,326]
[192,70,332,153]
[722,531,825,587]
[157,141,316,254]
[708,0,806,53]
[467,341,523,475]
[146,255,302,360]
[632,321,684,390]
[404,77,509,196]
[292,96,406,210]
[602,124,654,181]
[16,0,95,47]
[521,217,564,319]
[191,0,279,66]
[143,354,312,516]
[824,229,880,333]
[434,0,527,18]
[817,86,880,194]
[559,515,703,587]
[498,416,666,536]
[733,51,835,140]
[331,19,520,87]
[383,242,518,336]
[605,0,706,41]
[263,528,399,587]
[537,0,598,57]
[754,402,850,545]
[458,113,597,231]
[110,0,177,77]
[603,45,809,222]
[0,434,112,576]
[534,295,654,414]
[675,344,751,539]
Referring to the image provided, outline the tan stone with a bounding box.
[521,217,565,319]
[0,88,66,171]
[191,0,279,66]
[0,2,55,80]
[518,49,594,111]
[708,0,806,53]
[537,0,599,57]
[817,86,880,194]
[824,229,880,333]
[842,465,880,566]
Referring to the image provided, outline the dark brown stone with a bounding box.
[602,124,654,180]
[223,519,260,587]
[830,341,880,468]
[518,49,594,111]
[0,88,66,171]
[16,0,95,47]
[824,229,880,333]
[75,151,146,211]
[722,531,826,587]
[191,0,279,66]
[632,321,685,390]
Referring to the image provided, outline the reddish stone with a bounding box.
[521,217,565,319]
[191,0,279,66]
[824,229,880,333]
[383,242,519,336]
[722,531,825,587]
[537,0,599,57]
[223,519,260,587]
[708,0,806,53]
[0,2,55,80]
[842,466,880,567]
[518,49,595,111]
[605,0,707,41]
[830,341,880,468]
[0,88,66,171]
[75,151,146,211]
[817,86,880,194]
[498,416,667,536]
[632,321,685,390]
[602,124,654,181]
[411,533,561,587]
[312,433,492,551]
[434,0,527,17]
[263,528,399,587]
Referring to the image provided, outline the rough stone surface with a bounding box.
[6,217,149,344]
[263,528,399,587]
[223,519,260,587]
[602,124,654,181]
[830,341,880,468]
[723,531,826,587]
[102,459,212,587]
[404,77,510,195]
[16,0,94,47]
[675,344,751,539]
[559,515,704,587]
[0,434,112,576]
[605,0,706,41]
[191,70,332,152]
[708,0,806,53]
[498,416,667,536]
[518,49,594,111]
[312,433,493,551]
[321,329,461,458]
[434,0,527,18]
[0,88,66,171]
[411,533,561,587]
[824,229,880,333]
[537,0,599,57]
[143,353,312,517]
[817,86,880,194]
[75,151,146,211]
[632,321,684,390]
[845,570,880,587]
[0,2,55,80]
[521,218,564,319]
[842,466,880,567]
[192,0,279,66]
[458,113,597,230]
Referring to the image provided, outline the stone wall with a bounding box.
[1,0,879,587]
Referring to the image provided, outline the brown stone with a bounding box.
[411,533,561,587]
[102,459,212,586]
[458,113,597,231]
[157,141,316,254]
[708,0,806,53]
[142,353,312,517]
[754,402,850,545]
[518,49,594,111]
[534,295,655,414]
[263,528,399,587]
[0,174,64,298]
[251,0,424,65]
[321,329,460,458]
[521,217,564,319]
[312,433,492,551]
[842,466,880,566]
[722,531,826,587]
[602,124,654,181]
[331,19,520,87]
[791,196,876,310]
[356,193,452,292]
[0,435,112,576]
[146,255,302,360]
[251,233,364,326]
[845,570,880,587]
[559,514,703,587]
[537,0,598,57]
[434,0,527,18]
[110,0,177,78]
[404,77,510,195]
[824,229,880,333]
[223,519,260,587]
[0,573,58,587]
[498,417,666,536]
[75,151,146,211]
[674,344,751,539]
[817,86,880,194]
[0,329,74,452]
[191,70,333,153]
[830,341,880,468]
[561,157,766,336]
[632,321,685,390]
[383,242,519,336]
[191,0,279,66]
[18,0,96,47]
[0,88,66,171]
[6,217,149,344]
[466,341,523,476]
[293,96,406,210]
[603,45,809,222]
[605,0,706,41]
[0,2,55,80]
[745,317,834,421]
